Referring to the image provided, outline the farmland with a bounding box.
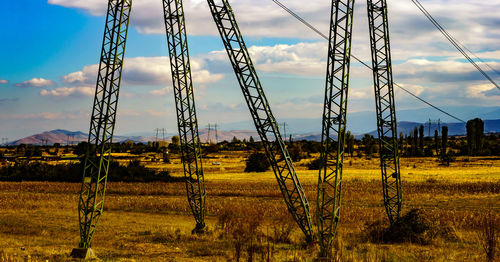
[0,152,499,261]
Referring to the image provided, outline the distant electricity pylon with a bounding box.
[207,124,211,143]
[206,123,218,143]
[155,128,167,142]
[427,119,441,137]
[67,134,75,146]
[281,122,288,141]
[214,123,218,143]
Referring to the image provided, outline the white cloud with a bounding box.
[248,43,327,76]
[48,0,500,58]
[149,87,171,96]
[15,78,55,87]
[40,0,500,126]
[0,79,8,84]
[62,69,91,84]
[47,0,107,16]
[62,56,224,87]
[40,86,94,97]
[467,83,500,98]
[0,112,82,120]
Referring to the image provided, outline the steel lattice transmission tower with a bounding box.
[316,0,355,256]
[162,0,206,233]
[316,0,402,257]
[72,0,209,257]
[206,0,314,241]
[72,0,132,257]
[367,0,402,225]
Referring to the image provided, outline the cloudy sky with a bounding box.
[1,0,499,140]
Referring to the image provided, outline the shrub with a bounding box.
[270,209,295,244]
[307,158,325,170]
[216,205,265,261]
[204,143,219,153]
[439,152,456,166]
[288,142,307,162]
[244,152,270,172]
[364,209,456,245]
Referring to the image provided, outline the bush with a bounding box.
[244,152,270,172]
[204,143,219,153]
[216,205,266,261]
[306,158,325,170]
[288,142,307,162]
[439,152,456,166]
[364,209,456,245]
[270,209,295,243]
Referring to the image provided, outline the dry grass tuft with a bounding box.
[478,211,499,261]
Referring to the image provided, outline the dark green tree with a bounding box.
[419,125,424,152]
[441,126,448,155]
[466,118,484,156]
[434,130,439,156]
[168,136,180,154]
[362,134,376,157]
[244,152,270,172]
[346,131,355,157]
[288,142,305,162]
[399,132,404,155]
[171,136,180,145]
[74,142,89,157]
[413,127,419,156]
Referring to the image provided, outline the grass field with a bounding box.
[0,153,499,261]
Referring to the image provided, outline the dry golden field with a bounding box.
[0,152,499,261]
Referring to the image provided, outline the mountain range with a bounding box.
[217,106,500,134]
[6,118,499,145]
[4,106,499,145]
[6,128,260,146]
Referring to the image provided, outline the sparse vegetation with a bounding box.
[0,160,179,183]
[0,135,499,261]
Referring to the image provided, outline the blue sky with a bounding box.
[1,0,499,140]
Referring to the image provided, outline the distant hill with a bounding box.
[219,106,500,134]
[198,128,258,143]
[8,129,154,146]
[6,118,500,145]
[7,129,259,146]
[290,119,500,141]
[9,129,88,146]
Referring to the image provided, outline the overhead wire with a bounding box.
[453,35,500,77]
[270,0,466,123]
[410,0,500,90]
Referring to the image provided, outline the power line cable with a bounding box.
[270,0,466,123]
[410,0,500,90]
[453,35,500,77]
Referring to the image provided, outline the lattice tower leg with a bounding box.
[316,0,355,257]
[366,0,402,224]
[206,0,314,242]
[75,0,132,252]
[162,0,206,233]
